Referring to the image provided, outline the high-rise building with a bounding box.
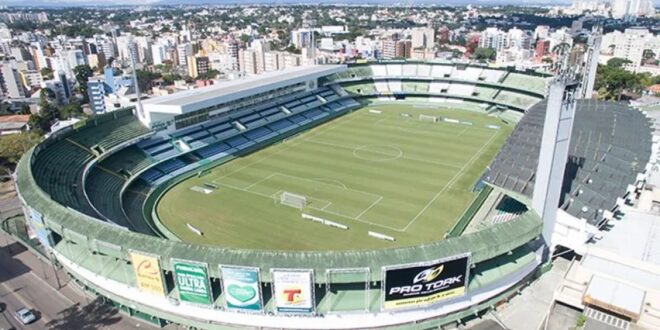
[613,28,655,69]
[239,49,260,75]
[611,0,656,19]
[381,39,412,59]
[177,43,193,67]
[30,42,48,71]
[479,28,508,51]
[264,51,283,72]
[225,40,240,71]
[10,46,32,62]
[187,54,210,79]
[290,29,312,49]
[411,28,435,50]
[58,70,71,101]
[535,39,551,60]
[18,70,43,89]
[571,0,600,12]
[1,63,27,98]
[395,40,412,58]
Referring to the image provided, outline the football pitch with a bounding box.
[156,102,512,250]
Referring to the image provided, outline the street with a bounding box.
[0,230,158,330]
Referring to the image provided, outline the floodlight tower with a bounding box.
[128,39,145,122]
[579,25,602,99]
[532,60,580,252]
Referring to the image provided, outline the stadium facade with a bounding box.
[12,61,653,329]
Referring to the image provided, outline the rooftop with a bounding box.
[599,207,660,267]
[0,114,30,131]
[142,65,345,108]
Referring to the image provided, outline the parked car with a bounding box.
[13,308,36,325]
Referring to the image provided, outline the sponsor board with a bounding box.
[173,260,212,305]
[129,251,166,296]
[383,254,470,310]
[271,269,314,314]
[26,207,51,248]
[220,266,262,312]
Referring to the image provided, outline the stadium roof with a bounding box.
[485,100,653,226]
[142,65,346,112]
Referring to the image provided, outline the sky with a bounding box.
[2,0,580,8]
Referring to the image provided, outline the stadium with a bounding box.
[12,61,653,329]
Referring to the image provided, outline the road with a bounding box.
[0,230,161,330]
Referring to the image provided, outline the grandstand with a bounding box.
[485,100,652,227]
[325,62,548,112]
[14,61,652,330]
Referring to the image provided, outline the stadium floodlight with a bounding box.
[279,192,307,210]
[419,114,438,123]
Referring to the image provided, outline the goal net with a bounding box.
[279,192,307,209]
[419,114,438,123]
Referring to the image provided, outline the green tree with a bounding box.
[58,103,83,119]
[197,69,219,80]
[19,104,31,115]
[40,67,54,80]
[606,57,632,69]
[74,64,93,103]
[472,47,496,62]
[135,70,162,93]
[0,132,41,164]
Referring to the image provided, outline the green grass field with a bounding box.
[156,102,512,251]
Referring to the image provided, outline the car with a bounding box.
[13,308,36,325]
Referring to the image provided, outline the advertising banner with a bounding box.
[129,251,166,296]
[383,254,470,310]
[26,207,51,248]
[271,269,314,314]
[220,266,262,312]
[173,260,212,305]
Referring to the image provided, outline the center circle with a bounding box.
[352,145,403,162]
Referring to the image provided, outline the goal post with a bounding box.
[279,191,307,209]
[419,114,438,123]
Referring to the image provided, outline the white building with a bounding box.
[606,28,660,70]
[611,0,656,19]
[411,27,435,50]
[177,43,193,67]
[1,63,26,98]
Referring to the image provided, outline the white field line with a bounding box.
[456,126,471,137]
[311,177,348,189]
[355,195,383,220]
[217,181,402,231]
[244,172,278,190]
[401,131,499,232]
[211,113,365,184]
[271,173,383,200]
[305,139,463,170]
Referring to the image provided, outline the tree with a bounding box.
[58,103,83,120]
[606,57,632,69]
[239,34,251,44]
[595,62,645,101]
[642,49,658,65]
[73,65,93,103]
[0,132,41,164]
[472,47,496,62]
[40,67,54,80]
[135,70,162,93]
[19,104,31,115]
[197,69,219,80]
